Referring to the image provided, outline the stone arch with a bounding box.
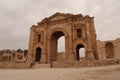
[76,44,85,60]
[35,47,41,62]
[28,13,99,63]
[35,44,43,50]
[47,28,68,39]
[74,39,86,47]
[73,40,86,60]
[49,30,66,61]
[105,42,115,59]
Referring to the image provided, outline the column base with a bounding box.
[86,50,95,60]
[66,52,74,61]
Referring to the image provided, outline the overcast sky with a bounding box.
[0,0,120,50]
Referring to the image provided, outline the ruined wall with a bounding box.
[0,62,30,69]
[115,38,120,59]
[97,38,120,60]
[1,13,120,69]
[52,59,120,68]
[0,51,26,63]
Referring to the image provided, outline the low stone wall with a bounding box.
[0,59,120,69]
[52,59,120,68]
[0,62,30,69]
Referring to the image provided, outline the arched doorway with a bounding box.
[76,44,85,60]
[50,31,65,61]
[105,42,115,59]
[35,47,41,62]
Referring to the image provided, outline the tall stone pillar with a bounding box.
[27,26,35,62]
[47,38,51,63]
[66,20,74,61]
[85,19,95,60]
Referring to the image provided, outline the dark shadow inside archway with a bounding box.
[105,42,115,59]
[50,31,65,62]
[76,44,85,60]
[35,47,41,62]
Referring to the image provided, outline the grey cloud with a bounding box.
[0,0,120,50]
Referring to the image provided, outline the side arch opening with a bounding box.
[105,42,115,59]
[35,47,41,62]
[76,44,85,60]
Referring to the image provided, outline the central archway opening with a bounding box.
[50,31,65,61]
[57,36,65,53]
[76,44,85,60]
[35,47,41,62]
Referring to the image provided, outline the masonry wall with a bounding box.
[115,38,120,59]
[27,13,99,63]
[97,38,120,60]
[0,62,30,69]
[52,59,120,68]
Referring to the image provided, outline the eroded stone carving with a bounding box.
[27,12,99,63]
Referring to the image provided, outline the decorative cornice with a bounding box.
[32,12,93,27]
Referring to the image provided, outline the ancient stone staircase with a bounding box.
[31,63,51,69]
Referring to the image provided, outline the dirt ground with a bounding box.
[0,64,120,80]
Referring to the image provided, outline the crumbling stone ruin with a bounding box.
[0,13,120,68]
[97,38,120,60]
[0,49,26,62]
[0,49,29,69]
[27,12,98,63]
[27,13,120,68]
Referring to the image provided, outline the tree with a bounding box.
[24,49,28,57]
[17,49,23,53]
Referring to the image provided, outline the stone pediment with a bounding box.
[38,12,84,25]
[50,15,66,21]
[47,12,68,21]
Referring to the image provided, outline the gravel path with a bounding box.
[0,65,120,80]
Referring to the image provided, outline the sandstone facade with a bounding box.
[0,13,120,68]
[27,12,99,63]
[27,13,120,66]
